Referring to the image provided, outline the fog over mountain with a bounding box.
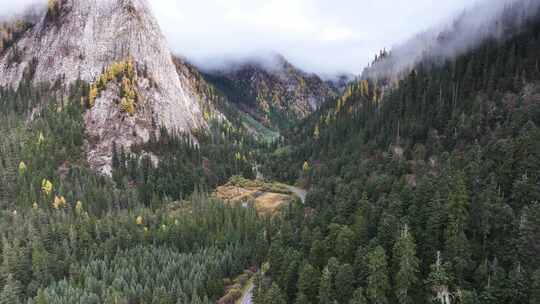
[0,0,519,77]
[363,0,540,80]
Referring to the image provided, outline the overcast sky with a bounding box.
[2,0,487,76]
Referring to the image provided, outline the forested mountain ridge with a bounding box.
[256,1,540,303]
[203,54,337,131]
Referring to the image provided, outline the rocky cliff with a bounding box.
[0,0,208,174]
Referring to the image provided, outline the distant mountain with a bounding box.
[202,54,337,130]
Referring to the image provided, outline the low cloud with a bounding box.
[0,0,44,20]
[364,0,540,80]
[150,0,485,77]
[1,0,505,77]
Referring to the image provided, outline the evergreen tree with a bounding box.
[336,226,356,263]
[392,225,419,304]
[318,266,334,304]
[0,274,22,304]
[296,262,320,304]
[294,292,310,304]
[508,264,527,304]
[349,287,367,304]
[264,283,287,304]
[425,252,452,304]
[353,245,369,287]
[366,246,390,304]
[335,263,355,304]
[531,269,540,304]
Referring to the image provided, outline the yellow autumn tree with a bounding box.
[47,0,58,12]
[314,124,320,140]
[88,85,98,108]
[18,161,27,175]
[125,57,135,79]
[41,179,53,196]
[53,196,66,209]
[75,201,83,214]
[303,161,310,172]
[88,58,139,114]
[136,216,144,225]
[120,97,135,116]
[38,132,45,145]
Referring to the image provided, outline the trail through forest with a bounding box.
[240,184,307,304]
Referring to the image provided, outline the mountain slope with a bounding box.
[0,0,208,174]
[258,2,540,303]
[203,55,337,130]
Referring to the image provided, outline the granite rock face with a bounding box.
[0,0,208,174]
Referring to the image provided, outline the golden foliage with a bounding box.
[41,179,53,196]
[38,132,45,145]
[203,109,211,121]
[88,58,138,113]
[47,0,58,11]
[75,201,83,214]
[120,97,135,116]
[302,161,310,172]
[235,152,242,161]
[136,216,144,225]
[53,196,67,209]
[32,202,38,210]
[18,161,27,175]
[88,85,98,108]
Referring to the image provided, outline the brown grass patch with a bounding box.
[215,177,295,215]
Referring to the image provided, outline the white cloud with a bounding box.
[320,26,354,42]
[2,0,490,76]
[150,0,485,76]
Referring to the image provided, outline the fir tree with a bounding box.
[393,225,420,304]
[366,246,390,304]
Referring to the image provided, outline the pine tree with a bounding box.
[294,292,310,304]
[508,264,527,304]
[336,226,356,263]
[366,246,390,304]
[319,266,334,304]
[35,289,47,304]
[297,262,320,304]
[253,272,265,303]
[447,174,470,229]
[425,252,451,304]
[264,283,287,304]
[531,269,540,304]
[349,287,367,304]
[444,175,472,283]
[393,225,419,304]
[353,245,369,287]
[0,274,21,304]
[335,263,355,304]
[444,222,472,284]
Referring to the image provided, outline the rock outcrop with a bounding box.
[0,0,208,174]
